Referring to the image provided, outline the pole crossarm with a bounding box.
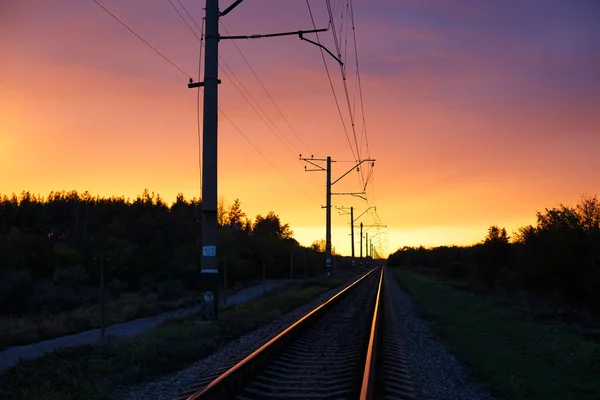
[354,206,376,223]
[362,223,387,232]
[219,28,342,65]
[332,192,367,201]
[194,0,340,318]
[220,28,327,40]
[299,155,376,278]
[219,0,245,17]
[332,159,375,186]
[299,32,343,65]
[336,206,351,216]
[300,155,328,172]
[188,78,222,88]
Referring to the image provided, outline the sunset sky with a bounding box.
[2,0,599,257]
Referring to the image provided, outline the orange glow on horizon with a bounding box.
[2,1,599,257]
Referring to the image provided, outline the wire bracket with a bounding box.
[188,78,222,88]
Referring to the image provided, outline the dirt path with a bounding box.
[0,279,298,371]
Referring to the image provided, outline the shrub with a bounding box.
[157,279,185,301]
[107,279,127,298]
[0,270,34,315]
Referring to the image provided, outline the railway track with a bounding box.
[174,268,414,400]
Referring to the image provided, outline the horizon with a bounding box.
[2,0,599,258]
[4,188,595,256]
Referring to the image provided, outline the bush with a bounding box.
[0,270,34,315]
[34,282,81,313]
[445,261,471,279]
[157,279,185,301]
[107,279,127,298]
[53,265,88,288]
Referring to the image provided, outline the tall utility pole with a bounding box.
[351,206,374,271]
[198,0,219,320]
[188,0,333,320]
[350,207,355,271]
[365,227,386,262]
[336,206,356,272]
[360,222,363,269]
[301,155,375,277]
[326,156,332,275]
[362,223,387,263]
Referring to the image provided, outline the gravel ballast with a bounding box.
[111,276,360,400]
[386,267,494,400]
[114,269,495,400]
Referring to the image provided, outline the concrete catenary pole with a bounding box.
[350,206,355,272]
[199,0,220,320]
[325,156,332,277]
[360,222,363,270]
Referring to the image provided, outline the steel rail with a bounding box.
[360,267,384,399]
[186,268,378,400]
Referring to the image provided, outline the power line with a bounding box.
[218,56,300,155]
[349,0,370,158]
[220,21,314,155]
[172,14,301,156]
[325,0,365,190]
[305,0,357,161]
[348,0,374,201]
[175,0,202,32]
[172,7,318,204]
[91,0,191,78]
[167,0,201,41]
[220,110,320,205]
[327,0,362,163]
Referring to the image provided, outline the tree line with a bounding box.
[0,190,325,317]
[387,196,600,316]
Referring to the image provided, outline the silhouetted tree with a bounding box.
[387,195,600,316]
[0,190,321,317]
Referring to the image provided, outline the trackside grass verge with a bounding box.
[0,280,288,351]
[0,274,355,400]
[392,268,600,400]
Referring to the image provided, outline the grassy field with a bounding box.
[0,292,196,350]
[0,279,301,351]
[0,273,356,400]
[392,268,600,400]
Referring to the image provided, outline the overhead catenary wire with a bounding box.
[171,7,301,156]
[175,0,202,32]
[326,0,363,176]
[167,0,201,41]
[220,21,314,155]
[349,0,370,159]
[169,4,312,156]
[305,0,358,162]
[219,110,320,205]
[91,0,191,79]
[167,2,319,204]
[218,57,300,155]
[326,0,384,245]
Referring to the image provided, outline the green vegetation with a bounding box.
[0,292,196,350]
[0,276,351,400]
[0,190,345,348]
[388,195,600,317]
[392,269,600,400]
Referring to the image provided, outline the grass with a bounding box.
[0,279,297,351]
[0,292,197,350]
[0,273,354,400]
[392,268,600,400]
